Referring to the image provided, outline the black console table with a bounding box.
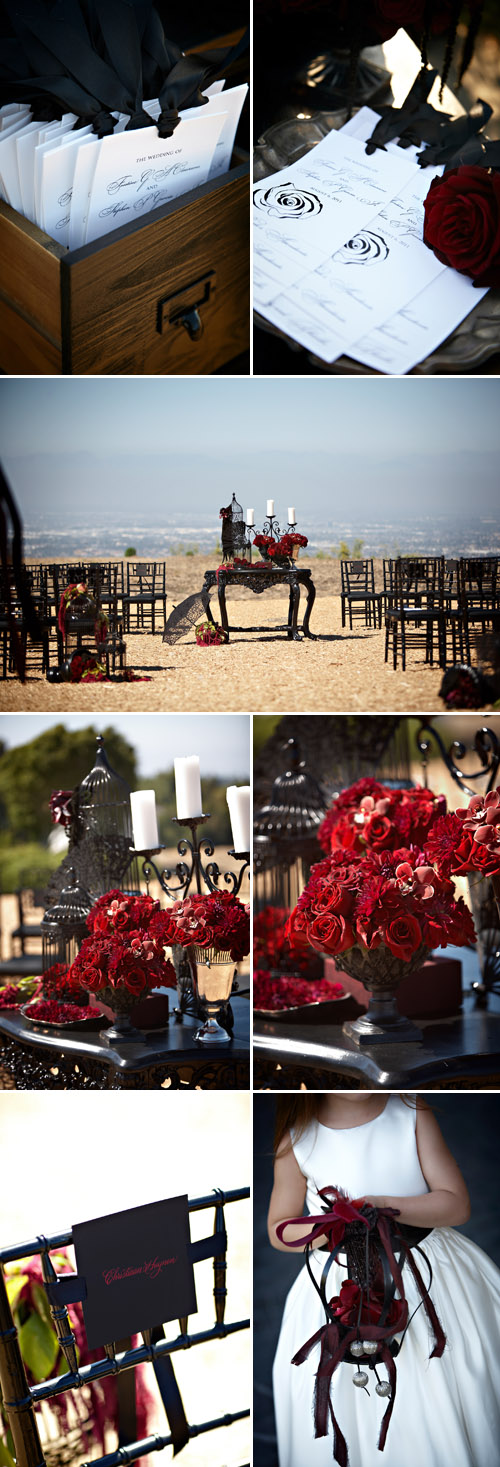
[202,565,317,641]
[0,997,249,1090]
[253,993,500,1091]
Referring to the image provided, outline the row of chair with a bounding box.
[340,556,499,671]
[24,560,168,633]
[0,560,168,677]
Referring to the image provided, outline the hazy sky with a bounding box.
[1,376,499,459]
[0,713,250,781]
[2,377,498,523]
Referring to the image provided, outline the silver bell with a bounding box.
[351,1341,365,1358]
[375,1380,391,1398]
[353,1370,369,1388]
[362,1341,378,1356]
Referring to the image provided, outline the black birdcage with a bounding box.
[254,738,327,976]
[220,493,246,561]
[77,735,142,899]
[41,868,93,974]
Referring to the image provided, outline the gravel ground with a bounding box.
[1,557,493,715]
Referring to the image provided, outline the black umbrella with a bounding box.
[162,591,208,645]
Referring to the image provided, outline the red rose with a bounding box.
[423,167,500,288]
[122,968,147,995]
[363,813,394,849]
[451,832,477,875]
[310,882,353,917]
[308,913,355,956]
[84,966,107,992]
[472,843,500,877]
[383,913,423,961]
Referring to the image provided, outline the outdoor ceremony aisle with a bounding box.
[1,590,493,714]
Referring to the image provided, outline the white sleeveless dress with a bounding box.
[273,1097,500,1467]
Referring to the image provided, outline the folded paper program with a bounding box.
[254,106,489,374]
[0,80,247,249]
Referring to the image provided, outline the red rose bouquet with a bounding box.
[67,890,176,1008]
[289,843,476,964]
[150,890,250,964]
[318,778,446,857]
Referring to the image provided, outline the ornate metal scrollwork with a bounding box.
[417,720,500,1000]
[416,721,500,797]
[138,815,249,901]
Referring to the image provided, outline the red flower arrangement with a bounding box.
[270,533,308,557]
[253,532,308,561]
[289,843,476,961]
[67,653,151,684]
[69,653,107,682]
[0,983,27,1008]
[254,969,345,1011]
[318,778,447,857]
[150,890,250,964]
[425,791,500,881]
[195,620,228,646]
[41,962,74,999]
[24,999,102,1023]
[67,890,176,1003]
[254,904,317,971]
[58,583,108,644]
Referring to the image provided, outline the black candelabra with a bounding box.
[131,814,250,901]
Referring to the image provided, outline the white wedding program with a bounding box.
[253,106,490,373]
[0,81,247,252]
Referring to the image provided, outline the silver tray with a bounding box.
[253,111,500,375]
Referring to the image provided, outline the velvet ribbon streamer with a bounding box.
[277,1193,446,1465]
[1,0,248,138]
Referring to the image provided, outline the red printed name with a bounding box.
[102,1256,178,1286]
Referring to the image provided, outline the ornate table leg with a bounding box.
[217,574,230,641]
[302,577,317,639]
[287,576,301,641]
[201,585,217,632]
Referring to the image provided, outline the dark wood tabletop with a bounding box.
[0,996,250,1091]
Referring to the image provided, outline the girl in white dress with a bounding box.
[269,1093,500,1467]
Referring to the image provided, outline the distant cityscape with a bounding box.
[23,510,500,562]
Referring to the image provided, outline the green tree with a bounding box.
[338,541,350,559]
[0,725,137,846]
[352,538,364,558]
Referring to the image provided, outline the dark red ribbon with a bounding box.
[284,1195,446,1466]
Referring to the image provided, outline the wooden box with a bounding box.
[0,149,249,375]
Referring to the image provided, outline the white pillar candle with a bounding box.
[226,786,251,853]
[246,508,255,526]
[288,507,296,523]
[174,755,202,819]
[266,499,275,516]
[130,790,159,851]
